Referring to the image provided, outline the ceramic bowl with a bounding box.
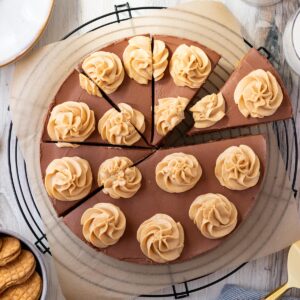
[0,229,48,299]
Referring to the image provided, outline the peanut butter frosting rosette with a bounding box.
[190,93,226,128]
[234,69,283,118]
[215,145,260,190]
[81,203,126,249]
[98,157,142,199]
[156,153,202,193]
[136,214,184,263]
[189,193,238,239]
[79,73,102,97]
[123,36,152,84]
[47,101,95,142]
[155,97,189,136]
[98,103,145,146]
[169,44,211,88]
[153,40,169,81]
[82,51,124,94]
[45,157,93,201]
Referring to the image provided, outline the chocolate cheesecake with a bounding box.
[40,34,292,265]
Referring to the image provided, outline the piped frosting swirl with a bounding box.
[79,73,102,97]
[153,40,169,81]
[123,36,152,84]
[189,193,238,239]
[45,157,92,201]
[82,51,124,94]
[155,97,189,136]
[156,153,202,193]
[98,157,142,199]
[81,203,126,248]
[169,44,211,88]
[137,214,184,263]
[47,101,95,142]
[234,69,283,118]
[98,103,145,146]
[215,145,260,190]
[190,93,226,128]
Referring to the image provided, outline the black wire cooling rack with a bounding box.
[7,3,299,299]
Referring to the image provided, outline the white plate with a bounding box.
[0,0,54,67]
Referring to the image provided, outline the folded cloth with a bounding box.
[217,284,299,300]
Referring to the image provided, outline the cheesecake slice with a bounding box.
[188,48,292,137]
[96,35,153,145]
[40,143,154,216]
[152,35,221,146]
[42,70,149,147]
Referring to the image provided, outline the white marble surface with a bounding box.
[0,0,300,299]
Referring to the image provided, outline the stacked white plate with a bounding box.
[0,0,53,67]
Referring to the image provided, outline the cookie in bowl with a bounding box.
[0,230,47,299]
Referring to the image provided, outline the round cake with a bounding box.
[40,34,291,264]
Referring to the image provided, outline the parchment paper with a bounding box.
[9,1,300,299]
